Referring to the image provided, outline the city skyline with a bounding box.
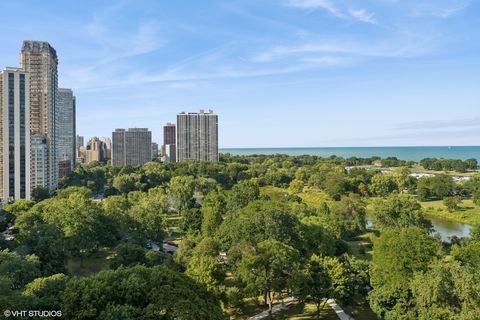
[1,1,479,147]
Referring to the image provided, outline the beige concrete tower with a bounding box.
[20,40,59,193]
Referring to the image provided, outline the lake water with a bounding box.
[221,146,480,161]
[428,215,472,242]
[367,216,471,242]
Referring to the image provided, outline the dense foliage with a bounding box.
[1,154,479,319]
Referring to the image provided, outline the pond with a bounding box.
[367,216,471,242]
[427,215,471,242]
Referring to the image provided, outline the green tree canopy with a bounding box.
[61,265,226,320]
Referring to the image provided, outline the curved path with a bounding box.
[247,297,354,320]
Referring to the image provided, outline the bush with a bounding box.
[443,196,462,212]
[226,286,244,307]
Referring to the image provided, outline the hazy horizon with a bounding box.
[1,0,479,147]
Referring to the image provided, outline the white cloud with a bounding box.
[285,0,379,24]
[285,0,343,17]
[349,9,377,24]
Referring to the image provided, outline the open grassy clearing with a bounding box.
[420,199,480,225]
[67,249,114,276]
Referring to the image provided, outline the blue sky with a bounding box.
[1,0,479,147]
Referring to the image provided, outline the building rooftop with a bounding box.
[21,40,57,58]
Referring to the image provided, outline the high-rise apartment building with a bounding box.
[0,68,31,201]
[57,88,75,177]
[76,135,84,151]
[162,122,176,162]
[112,128,152,167]
[102,137,112,159]
[176,110,218,162]
[151,142,158,160]
[20,40,59,193]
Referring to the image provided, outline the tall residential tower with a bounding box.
[112,128,152,167]
[0,68,31,201]
[20,40,59,192]
[162,122,176,162]
[176,110,218,162]
[57,88,76,177]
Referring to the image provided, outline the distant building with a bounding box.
[102,137,112,159]
[76,135,84,151]
[162,122,176,162]
[30,134,47,191]
[151,142,159,160]
[85,137,105,163]
[176,110,218,162]
[0,67,31,201]
[21,40,59,193]
[57,88,76,177]
[112,128,152,167]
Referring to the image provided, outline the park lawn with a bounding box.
[261,185,289,201]
[408,166,479,177]
[260,186,332,208]
[298,188,332,208]
[421,199,480,225]
[340,296,380,320]
[347,231,376,261]
[273,302,338,319]
[67,249,114,276]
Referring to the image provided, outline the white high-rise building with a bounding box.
[0,67,31,201]
[20,40,59,193]
[176,110,218,162]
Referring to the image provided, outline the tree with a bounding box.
[2,199,35,217]
[102,195,131,238]
[322,172,347,200]
[40,193,117,261]
[16,223,67,276]
[31,186,50,202]
[288,178,304,194]
[201,191,226,237]
[22,273,67,310]
[216,200,302,259]
[226,179,260,211]
[0,250,41,289]
[113,173,141,194]
[186,255,225,294]
[443,196,462,212]
[56,186,93,199]
[237,240,300,315]
[369,174,399,197]
[195,177,219,196]
[61,265,226,320]
[129,188,168,243]
[369,227,442,319]
[372,194,432,230]
[417,174,456,201]
[110,243,147,269]
[410,259,480,319]
[169,175,195,213]
[295,255,333,319]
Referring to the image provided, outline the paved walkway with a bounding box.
[327,299,355,320]
[247,297,354,320]
[247,297,297,320]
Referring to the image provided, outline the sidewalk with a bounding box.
[247,297,355,320]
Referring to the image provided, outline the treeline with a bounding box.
[420,157,478,172]
[1,154,480,319]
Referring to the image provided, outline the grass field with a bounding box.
[67,249,114,276]
[420,199,480,225]
[408,166,479,177]
[260,186,331,207]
